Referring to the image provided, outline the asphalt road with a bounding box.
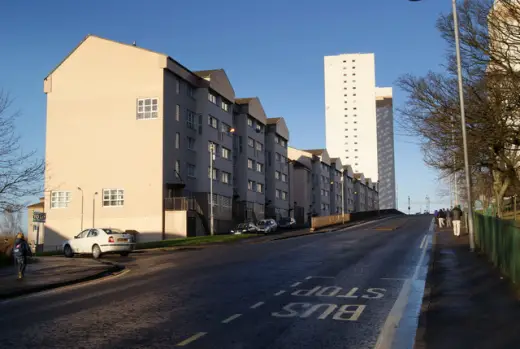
[0,215,432,349]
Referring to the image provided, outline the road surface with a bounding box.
[0,215,432,349]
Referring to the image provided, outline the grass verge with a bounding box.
[135,234,257,250]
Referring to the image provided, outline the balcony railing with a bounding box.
[164,197,203,215]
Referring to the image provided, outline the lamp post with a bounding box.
[341,174,345,224]
[410,0,475,250]
[77,187,84,231]
[209,144,215,236]
[92,192,98,228]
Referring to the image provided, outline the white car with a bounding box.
[256,219,278,234]
[63,228,135,259]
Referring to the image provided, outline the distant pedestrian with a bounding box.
[451,205,463,237]
[446,208,452,228]
[438,209,446,228]
[434,210,439,225]
[12,232,32,280]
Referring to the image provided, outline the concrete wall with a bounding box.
[165,211,187,238]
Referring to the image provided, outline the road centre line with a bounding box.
[380,277,407,281]
[291,282,302,287]
[176,332,207,346]
[275,290,286,296]
[374,219,433,349]
[250,302,265,309]
[222,314,242,324]
[305,276,335,280]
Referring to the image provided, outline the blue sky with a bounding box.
[1,0,454,229]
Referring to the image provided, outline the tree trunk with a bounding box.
[492,170,511,218]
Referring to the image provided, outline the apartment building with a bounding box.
[376,87,396,209]
[343,165,356,213]
[288,157,312,224]
[232,98,268,222]
[324,53,378,180]
[329,158,344,215]
[41,35,244,249]
[353,174,368,212]
[265,118,290,219]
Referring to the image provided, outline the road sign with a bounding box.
[33,211,46,223]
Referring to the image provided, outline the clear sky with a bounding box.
[1,0,454,229]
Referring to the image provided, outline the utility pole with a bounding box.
[209,144,215,236]
[408,196,411,215]
[341,174,345,224]
[425,195,430,213]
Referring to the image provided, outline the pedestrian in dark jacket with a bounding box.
[12,232,32,279]
[451,206,463,237]
[438,209,446,228]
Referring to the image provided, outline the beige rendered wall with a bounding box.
[165,211,187,239]
[44,36,165,249]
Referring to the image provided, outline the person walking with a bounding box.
[446,208,453,228]
[12,232,32,280]
[438,209,446,228]
[451,205,463,237]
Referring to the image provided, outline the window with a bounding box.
[257,183,264,193]
[255,123,263,133]
[51,191,71,208]
[208,141,219,153]
[281,155,286,163]
[187,163,196,178]
[247,118,253,127]
[221,100,229,112]
[208,167,218,180]
[248,180,255,191]
[176,79,180,94]
[276,189,281,198]
[175,133,180,149]
[281,191,287,200]
[187,110,196,129]
[275,153,281,162]
[221,171,231,184]
[281,173,287,182]
[221,123,231,134]
[208,92,217,104]
[102,189,124,207]
[275,136,279,144]
[221,147,231,159]
[256,142,263,151]
[248,137,254,147]
[137,98,158,120]
[176,104,180,121]
[175,161,181,177]
[256,162,263,173]
[275,171,280,180]
[280,139,286,147]
[187,85,195,98]
[187,137,195,150]
[248,158,254,169]
[208,116,218,128]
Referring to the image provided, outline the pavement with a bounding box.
[0,256,121,300]
[0,215,432,349]
[414,225,520,349]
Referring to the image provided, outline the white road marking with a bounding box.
[250,302,265,309]
[222,314,242,324]
[380,277,407,281]
[374,219,433,349]
[305,276,335,280]
[275,290,286,296]
[419,235,427,249]
[291,282,302,287]
[176,332,207,346]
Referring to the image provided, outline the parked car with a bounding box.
[231,222,259,235]
[278,217,296,229]
[257,219,278,234]
[63,228,136,259]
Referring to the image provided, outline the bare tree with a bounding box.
[0,90,44,213]
[0,206,22,235]
[398,0,520,217]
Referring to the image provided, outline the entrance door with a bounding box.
[187,217,196,237]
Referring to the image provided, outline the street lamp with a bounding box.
[209,144,215,236]
[341,173,345,224]
[92,192,98,228]
[77,187,84,230]
[410,0,475,250]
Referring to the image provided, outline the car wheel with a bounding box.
[120,251,130,257]
[64,245,74,258]
[92,244,102,259]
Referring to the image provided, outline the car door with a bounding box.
[83,229,101,253]
[70,229,90,253]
